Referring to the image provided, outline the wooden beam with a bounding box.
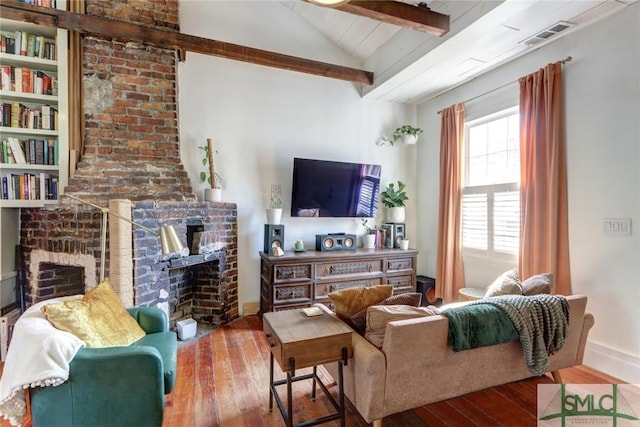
[335,1,449,36]
[0,1,374,85]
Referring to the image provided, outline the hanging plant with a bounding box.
[378,125,424,146]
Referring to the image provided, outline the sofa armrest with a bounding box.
[31,346,166,427]
[313,304,387,423]
[127,307,168,334]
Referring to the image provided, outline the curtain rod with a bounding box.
[437,56,572,114]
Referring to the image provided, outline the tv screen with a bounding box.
[291,157,382,218]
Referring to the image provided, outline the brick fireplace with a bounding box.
[16,0,239,327]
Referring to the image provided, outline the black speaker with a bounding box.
[315,234,357,252]
[264,224,285,255]
[382,223,405,248]
[416,275,442,307]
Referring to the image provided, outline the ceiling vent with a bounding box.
[521,21,575,46]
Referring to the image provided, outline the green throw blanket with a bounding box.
[442,294,570,376]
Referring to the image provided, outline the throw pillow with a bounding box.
[365,305,440,348]
[328,285,393,321]
[42,278,146,348]
[484,268,522,297]
[349,292,422,335]
[522,273,553,296]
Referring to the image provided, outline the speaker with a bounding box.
[315,234,357,252]
[264,224,285,255]
[416,275,442,307]
[381,223,405,248]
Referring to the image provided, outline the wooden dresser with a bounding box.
[259,248,418,313]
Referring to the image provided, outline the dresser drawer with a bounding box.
[386,257,415,273]
[273,283,312,304]
[386,274,415,294]
[316,259,383,278]
[314,277,384,301]
[273,263,313,283]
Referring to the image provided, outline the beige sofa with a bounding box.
[319,294,594,426]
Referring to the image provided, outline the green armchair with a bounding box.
[30,307,177,427]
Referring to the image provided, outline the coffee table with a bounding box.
[263,308,353,427]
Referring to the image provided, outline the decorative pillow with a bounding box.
[365,305,440,348]
[328,285,393,321]
[522,273,553,296]
[484,268,522,297]
[42,278,146,348]
[349,292,422,335]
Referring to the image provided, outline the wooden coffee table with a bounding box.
[263,308,353,427]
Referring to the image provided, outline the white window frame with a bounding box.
[462,107,520,261]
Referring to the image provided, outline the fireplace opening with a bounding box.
[36,263,85,303]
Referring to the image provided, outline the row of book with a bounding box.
[0,30,56,60]
[14,0,57,7]
[0,102,58,131]
[1,137,59,165]
[1,65,57,96]
[1,172,59,201]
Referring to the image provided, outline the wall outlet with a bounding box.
[602,218,632,236]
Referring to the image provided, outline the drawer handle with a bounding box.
[265,333,276,348]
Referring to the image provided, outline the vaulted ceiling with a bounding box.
[283,0,637,104]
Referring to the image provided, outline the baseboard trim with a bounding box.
[583,340,640,384]
[243,302,260,316]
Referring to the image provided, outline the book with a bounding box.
[302,306,323,317]
[0,308,21,362]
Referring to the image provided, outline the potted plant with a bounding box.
[266,184,283,224]
[378,125,424,146]
[360,218,377,249]
[200,139,222,202]
[381,180,408,222]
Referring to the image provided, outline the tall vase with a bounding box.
[386,207,405,223]
[266,208,282,225]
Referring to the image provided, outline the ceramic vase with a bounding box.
[363,234,376,249]
[266,208,282,225]
[386,207,405,223]
[204,188,222,202]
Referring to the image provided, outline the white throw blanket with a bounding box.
[0,296,84,427]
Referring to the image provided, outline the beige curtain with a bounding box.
[435,103,466,303]
[518,62,571,295]
[67,0,85,178]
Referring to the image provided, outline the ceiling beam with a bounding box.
[334,1,450,36]
[0,1,374,85]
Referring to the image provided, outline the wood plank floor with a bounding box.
[161,315,625,427]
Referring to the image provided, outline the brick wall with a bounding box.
[65,0,194,204]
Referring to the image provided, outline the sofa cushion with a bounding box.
[522,273,553,295]
[328,285,393,321]
[484,268,522,297]
[42,279,146,348]
[365,305,439,348]
[349,292,422,335]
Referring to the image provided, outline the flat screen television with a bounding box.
[291,157,382,218]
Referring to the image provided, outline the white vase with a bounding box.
[363,234,376,249]
[266,208,282,225]
[204,188,222,202]
[401,134,418,145]
[387,207,405,223]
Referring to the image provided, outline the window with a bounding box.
[462,108,520,258]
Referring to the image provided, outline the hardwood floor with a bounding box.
[162,315,625,427]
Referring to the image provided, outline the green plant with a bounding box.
[381,181,408,207]
[270,184,282,209]
[379,125,424,146]
[360,218,375,234]
[199,145,222,188]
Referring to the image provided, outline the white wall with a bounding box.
[417,3,640,383]
[178,2,417,314]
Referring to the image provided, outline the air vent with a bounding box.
[521,21,575,46]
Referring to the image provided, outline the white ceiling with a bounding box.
[282,0,636,104]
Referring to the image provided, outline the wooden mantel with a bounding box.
[0,0,374,85]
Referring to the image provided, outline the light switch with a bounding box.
[603,218,632,236]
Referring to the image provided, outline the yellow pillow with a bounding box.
[328,285,393,320]
[42,278,146,348]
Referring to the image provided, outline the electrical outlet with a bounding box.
[602,218,632,236]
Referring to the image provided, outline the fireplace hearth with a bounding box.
[19,199,238,327]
